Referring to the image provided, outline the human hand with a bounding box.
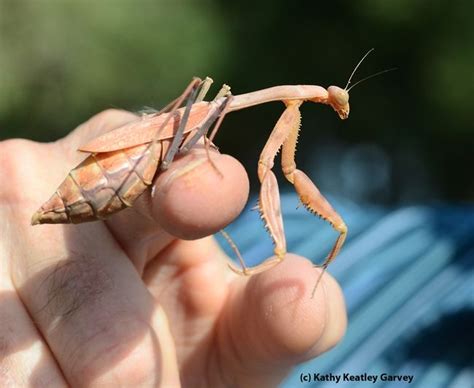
[0,109,346,387]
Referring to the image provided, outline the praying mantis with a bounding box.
[32,49,391,296]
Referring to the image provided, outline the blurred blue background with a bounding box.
[1,2,472,387]
[221,198,474,388]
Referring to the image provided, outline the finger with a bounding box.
[14,209,170,386]
[0,289,67,386]
[152,148,249,240]
[0,141,67,386]
[104,144,249,271]
[220,255,347,386]
[7,115,181,386]
[56,108,249,271]
[143,236,233,319]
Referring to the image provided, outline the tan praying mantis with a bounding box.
[32,49,392,296]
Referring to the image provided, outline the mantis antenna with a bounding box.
[344,48,397,92]
[346,67,398,92]
[344,48,375,90]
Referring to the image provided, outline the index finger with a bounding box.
[105,146,249,270]
[40,108,249,272]
[59,109,249,270]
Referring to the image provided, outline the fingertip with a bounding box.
[151,151,249,240]
[308,269,347,356]
[233,255,346,362]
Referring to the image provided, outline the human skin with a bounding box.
[0,109,347,387]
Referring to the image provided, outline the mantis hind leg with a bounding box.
[160,78,212,170]
[179,83,232,154]
[178,85,232,177]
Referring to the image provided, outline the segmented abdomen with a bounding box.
[32,142,161,224]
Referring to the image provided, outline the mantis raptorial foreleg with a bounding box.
[229,100,347,294]
[228,101,301,275]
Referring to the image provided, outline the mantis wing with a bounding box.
[79,102,212,153]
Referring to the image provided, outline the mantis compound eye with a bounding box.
[328,86,349,106]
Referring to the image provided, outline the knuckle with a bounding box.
[0,138,34,159]
[94,108,127,120]
[89,108,137,130]
[0,139,40,201]
[71,109,137,146]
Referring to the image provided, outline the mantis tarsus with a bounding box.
[32,49,392,297]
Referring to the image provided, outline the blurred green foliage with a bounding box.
[0,0,472,202]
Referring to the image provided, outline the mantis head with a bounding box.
[324,49,396,121]
[327,86,350,119]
